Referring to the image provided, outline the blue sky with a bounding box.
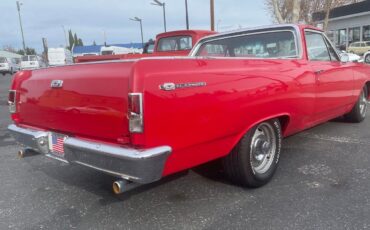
[0,0,271,52]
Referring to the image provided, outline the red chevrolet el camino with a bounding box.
[8,24,370,194]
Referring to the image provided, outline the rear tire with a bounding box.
[345,86,368,123]
[223,119,282,188]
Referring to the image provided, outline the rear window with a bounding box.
[195,31,298,58]
[157,36,193,52]
[0,57,7,63]
[21,56,29,61]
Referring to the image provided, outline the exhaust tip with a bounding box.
[113,180,127,195]
[17,149,38,158]
[18,150,25,158]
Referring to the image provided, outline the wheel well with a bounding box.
[366,82,370,100]
[277,115,290,135]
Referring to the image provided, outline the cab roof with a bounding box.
[156,30,216,39]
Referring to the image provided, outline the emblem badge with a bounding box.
[160,82,206,91]
[50,80,63,88]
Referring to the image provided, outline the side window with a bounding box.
[195,30,298,58]
[323,36,340,61]
[305,31,331,61]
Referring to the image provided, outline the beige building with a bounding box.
[313,0,370,50]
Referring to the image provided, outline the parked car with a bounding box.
[364,51,370,64]
[0,57,20,75]
[100,46,142,55]
[20,55,46,70]
[8,24,370,195]
[48,48,73,66]
[74,30,216,63]
[347,41,370,56]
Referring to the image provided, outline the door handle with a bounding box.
[314,69,325,75]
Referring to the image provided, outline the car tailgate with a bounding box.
[15,62,134,142]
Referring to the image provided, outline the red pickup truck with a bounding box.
[74,30,216,63]
[8,24,370,194]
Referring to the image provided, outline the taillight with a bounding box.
[128,93,143,133]
[8,90,17,113]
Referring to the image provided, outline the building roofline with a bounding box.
[313,0,370,21]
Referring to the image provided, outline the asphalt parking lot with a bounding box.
[0,73,369,230]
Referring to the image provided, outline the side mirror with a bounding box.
[339,53,349,63]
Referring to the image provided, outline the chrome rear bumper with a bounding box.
[8,124,171,184]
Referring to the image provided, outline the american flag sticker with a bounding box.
[49,133,65,157]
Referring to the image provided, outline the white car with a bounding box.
[364,51,370,64]
[0,57,20,75]
[100,46,142,55]
[20,55,46,70]
[48,48,73,66]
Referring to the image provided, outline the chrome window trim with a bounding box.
[190,25,303,60]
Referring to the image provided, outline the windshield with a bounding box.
[0,57,7,63]
[195,31,298,58]
[157,36,192,52]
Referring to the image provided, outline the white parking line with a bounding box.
[297,132,365,145]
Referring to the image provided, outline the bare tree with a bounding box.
[323,0,334,31]
[272,0,285,23]
[292,0,300,22]
[266,0,364,30]
[270,0,301,23]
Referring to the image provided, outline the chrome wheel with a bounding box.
[250,122,277,174]
[359,90,368,117]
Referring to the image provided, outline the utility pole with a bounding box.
[42,38,48,65]
[162,3,167,32]
[130,17,144,47]
[151,0,167,32]
[185,0,189,30]
[210,0,215,31]
[62,25,68,48]
[217,19,221,32]
[103,30,107,46]
[16,1,26,52]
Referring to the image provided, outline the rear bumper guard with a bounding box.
[8,124,172,184]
